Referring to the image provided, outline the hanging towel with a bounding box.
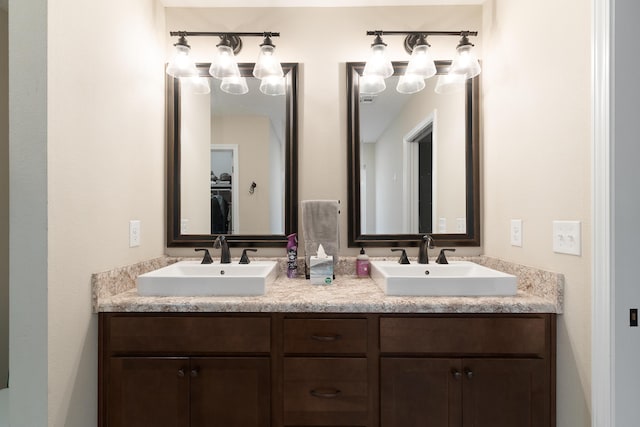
[301,200,340,273]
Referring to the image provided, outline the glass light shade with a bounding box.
[253,45,284,79]
[166,44,198,78]
[220,76,249,95]
[209,45,241,80]
[396,74,426,94]
[259,75,286,96]
[360,74,386,95]
[363,44,394,79]
[450,44,481,79]
[405,44,436,79]
[434,73,466,94]
[186,77,211,95]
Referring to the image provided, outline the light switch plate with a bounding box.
[553,220,581,256]
[510,219,523,247]
[129,220,141,247]
[438,218,447,233]
[181,219,189,234]
[456,218,466,233]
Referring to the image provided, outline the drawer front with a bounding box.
[283,357,368,426]
[380,316,548,356]
[108,315,270,354]
[283,318,368,354]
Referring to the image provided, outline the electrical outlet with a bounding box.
[456,218,466,233]
[631,309,638,327]
[510,219,523,247]
[552,220,581,256]
[181,219,189,234]
[438,218,447,233]
[129,220,141,247]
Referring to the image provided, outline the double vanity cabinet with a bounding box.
[99,311,556,427]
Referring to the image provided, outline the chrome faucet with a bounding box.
[417,234,434,264]
[213,235,231,264]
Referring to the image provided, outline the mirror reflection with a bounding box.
[347,61,480,247]
[167,63,298,247]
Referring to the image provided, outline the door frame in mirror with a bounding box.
[167,62,298,247]
[347,61,480,247]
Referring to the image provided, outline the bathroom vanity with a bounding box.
[95,257,562,427]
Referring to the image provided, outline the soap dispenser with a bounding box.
[356,247,370,278]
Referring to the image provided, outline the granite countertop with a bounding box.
[92,256,564,314]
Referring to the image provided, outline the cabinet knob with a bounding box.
[190,368,199,378]
[310,388,341,399]
[311,333,342,342]
[177,369,185,378]
[451,369,462,380]
[464,368,473,379]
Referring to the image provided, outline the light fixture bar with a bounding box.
[170,31,280,38]
[366,30,478,37]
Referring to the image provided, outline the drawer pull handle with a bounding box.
[451,369,462,380]
[464,368,473,380]
[311,333,342,342]
[310,388,341,399]
[177,369,185,378]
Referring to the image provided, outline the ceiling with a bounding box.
[160,0,483,7]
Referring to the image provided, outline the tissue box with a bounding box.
[309,256,333,285]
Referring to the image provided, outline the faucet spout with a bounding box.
[417,234,434,264]
[213,235,231,264]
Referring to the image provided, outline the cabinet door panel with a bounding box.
[108,357,189,427]
[462,358,549,427]
[190,357,271,427]
[381,358,462,427]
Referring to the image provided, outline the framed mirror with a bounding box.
[167,63,298,247]
[347,61,479,247]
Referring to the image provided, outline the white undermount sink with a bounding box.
[136,260,279,296]
[370,260,517,296]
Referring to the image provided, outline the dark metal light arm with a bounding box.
[366,30,478,37]
[170,31,280,38]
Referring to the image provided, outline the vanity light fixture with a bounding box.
[166,34,198,78]
[168,31,284,96]
[363,30,479,95]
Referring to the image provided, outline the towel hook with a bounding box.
[249,181,257,194]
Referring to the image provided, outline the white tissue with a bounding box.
[317,244,327,258]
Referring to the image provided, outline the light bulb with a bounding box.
[166,43,198,78]
[450,42,481,79]
[405,44,436,79]
[360,74,386,95]
[253,41,284,80]
[186,77,211,95]
[396,74,426,94]
[434,73,466,94]
[259,75,286,96]
[363,41,394,79]
[209,45,241,80]
[220,76,249,95]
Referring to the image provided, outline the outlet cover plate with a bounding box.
[553,220,581,256]
[510,219,523,247]
[129,220,141,247]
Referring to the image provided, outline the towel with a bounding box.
[301,200,340,275]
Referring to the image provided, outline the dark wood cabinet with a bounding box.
[99,312,555,427]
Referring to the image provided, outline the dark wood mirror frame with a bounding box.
[167,63,298,247]
[347,61,480,248]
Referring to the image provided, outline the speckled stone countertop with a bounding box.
[92,256,563,314]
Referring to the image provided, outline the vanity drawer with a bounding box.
[283,318,368,354]
[283,357,368,426]
[106,315,270,354]
[380,316,548,356]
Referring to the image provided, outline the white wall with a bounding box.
[45,0,167,425]
[482,0,591,425]
[165,5,483,258]
[613,0,640,424]
[0,7,9,393]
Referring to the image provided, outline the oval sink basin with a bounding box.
[136,260,279,296]
[370,260,517,296]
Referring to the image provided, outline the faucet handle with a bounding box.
[239,248,258,264]
[195,248,214,264]
[436,248,456,264]
[391,249,410,264]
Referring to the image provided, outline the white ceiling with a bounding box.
[160,0,483,7]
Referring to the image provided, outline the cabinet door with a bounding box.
[108,357,189,427]
[381,358,462,427]
[461,358,549,427]
[190,357,271,427]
